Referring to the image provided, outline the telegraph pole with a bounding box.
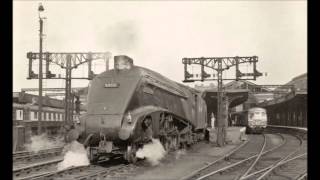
[37,3,45,135]
[182,56,262,146]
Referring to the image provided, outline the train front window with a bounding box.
[249,113,254,119]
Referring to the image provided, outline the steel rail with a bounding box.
[27,165,92,180]
[73,164,129,179]
[13,147,63,157]
[13,158,64,179]
[27,164,128,180]
[237,133,267,179]
[179,139,249,180]
[255,134,304,180]
[13,147,63,162]
[240,153,307,180]
[295,170,307,180]
[195,133,285,180]
[16,169,62,180]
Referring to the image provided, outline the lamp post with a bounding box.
[37,3,45,135]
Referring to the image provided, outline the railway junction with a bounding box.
[12,60,308,179]
[13,2,307,180]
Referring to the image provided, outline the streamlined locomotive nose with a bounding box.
[84,114,125,141]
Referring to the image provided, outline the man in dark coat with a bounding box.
[141,116,153,143]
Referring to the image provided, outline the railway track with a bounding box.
[13,147,64,163]
[13,147,141,180]
[181,132,306,180]
[13,129,307,180]
[15,163,140,180]
[244,134,307,180]
[181,133,286,180]
[13,158,64,179]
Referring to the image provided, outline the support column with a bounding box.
[216,60,226,147]
[303,102,307,127]
[65,55,72,125]
[282,110,286,126]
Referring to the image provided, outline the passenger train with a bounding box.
[235,107,267,134]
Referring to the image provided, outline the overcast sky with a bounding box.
[13,1,307,92]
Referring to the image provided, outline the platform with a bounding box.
[267,125,307,132]
[209,126,247,144]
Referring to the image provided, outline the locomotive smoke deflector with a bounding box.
[114,55,134,70]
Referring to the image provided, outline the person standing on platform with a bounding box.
[211,112,216,129]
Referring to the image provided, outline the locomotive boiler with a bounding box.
[75,55,207,163]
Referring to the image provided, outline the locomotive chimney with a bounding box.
[114,55,134,70]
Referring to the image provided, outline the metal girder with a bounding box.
[21,87,85,92]
[45,93,65,96]
[252,85,294,89]
[182,55,262,147]
[27,52,111,69]
[182,56,258,71]
[26,51,110,126]
[250,91,293,94]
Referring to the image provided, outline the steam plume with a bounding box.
[97,20,139,54]
[24,133,64,152]
[57,140,89,170]
[136,138,166,166]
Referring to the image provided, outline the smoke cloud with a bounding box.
[96,20,139,54]
[24,133,65,152]
[57,140,90,170]
[136,138,166,166]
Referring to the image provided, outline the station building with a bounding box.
[13,91,86,151]
[258,73,307,127]
[193,73,307,128]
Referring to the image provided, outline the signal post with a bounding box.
[182,56,263,147]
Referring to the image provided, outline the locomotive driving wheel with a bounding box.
[160,114,180,151]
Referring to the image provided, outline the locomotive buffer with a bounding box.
[182,56,263,146]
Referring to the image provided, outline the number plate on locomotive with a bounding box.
[104,83,119,88]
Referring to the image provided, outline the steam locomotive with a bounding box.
[74,55,207,163]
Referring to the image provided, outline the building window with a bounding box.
[16,109,23,120]
[30,111,37,121]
